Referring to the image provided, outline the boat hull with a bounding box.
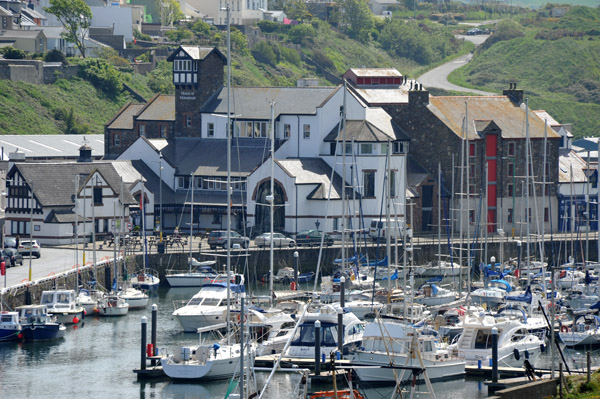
[166,275,216,287]
[175,312,226,333]
[21,323,66,341]
[559,331,600,347]
[49,310,84,325]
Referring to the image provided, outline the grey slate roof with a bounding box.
[160,138,269,177]
[276,158,350,200]
[166,46,227,62]
[0,134,104,161]
[201,86,339,120]
[324,109,410,142]
[10,161,136,207]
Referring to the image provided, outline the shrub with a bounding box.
[280,46,300,66]
[45,49,67,64]
[251,41,277,66]
[2,46,26,59]
[133,29,152,41]
[257,20,282,33]
[78,58,123,97]
[311,49,334,70]
[190,20,211,37]
[289,23,316,44]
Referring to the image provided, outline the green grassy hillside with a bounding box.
[448,9,600,138]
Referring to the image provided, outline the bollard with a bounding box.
[25,287,32,305]
[559,363,563,399]
[315,320,321,376]
[293,251,299,290]
[151,304,158,366]
[478,359,482,369]
[340,276,346,308]
[587,351,591,383]
[337,307,344,356]
[141,316,148,371]
[491,327,498,383]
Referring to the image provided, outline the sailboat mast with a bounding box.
[225,3,232,346]
[466,101,471,294]
[386,139,392,299]
[525,98,531,285]
[269,101,275,307]
[189,172,194,272]
[92,175,97,282]
[438,162,441,266]
[542,120,547,265]
[341,81,347,276]
[75,176,79,292]
[141,174,147,274]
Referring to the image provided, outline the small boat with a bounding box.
[39,290,85,325]
[173,282,245,332]
[128,269,160,291]
[117,286,149,309]
[470,279,513,309]
[350,321,465,383]
[0,311,21,342]
[559,314,600,347]
[310,390,364,399]
[96,295,129,317]
[76,289,105,315]
[414,261,467,277]
[165,261,219,287]
[16,305,65,341]
[413,277,458,307]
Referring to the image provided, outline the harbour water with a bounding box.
[0,285,597,399]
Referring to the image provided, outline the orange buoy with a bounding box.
[290,281,297,291]
[17,332,24,339]
[73,316,79,324]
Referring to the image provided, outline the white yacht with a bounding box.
[165,261,219,287]
[350,321,465,383]
[96,294,129,316]
[413,280,458,307]
[284,303,364,359]
[559,314,600,347]
[173,282,245,332]
[449,312,544,368]
[39,290,85,325]
[118,286,149,309]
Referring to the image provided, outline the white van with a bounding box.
[369,218,412,242]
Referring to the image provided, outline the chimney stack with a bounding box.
[503,82,523,105]
[408,82,429,107]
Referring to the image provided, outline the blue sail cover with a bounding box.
[364,256,388,267]
[334,254,366,264]
[491,279,512,292]
[505,286,532,303]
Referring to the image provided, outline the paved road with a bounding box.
[418,34,495,96]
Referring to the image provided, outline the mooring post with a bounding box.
[340,276,346,308]
[293,251,299,290]
[587,351,591,383]
[315,320,321,376]
[337,307,343,356]
[491,327,498,383]
[141,316,147,371]
[559,362,563,399]
[151,304,158,366]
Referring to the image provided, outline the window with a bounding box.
[186,115,192,128]
[381,143,388,155]
[469,184,476,194]
[469,164,476,178]
[508,142,515,157]
[528,208,532,223]
[113,133,120,147]
[138,124,146,137]
[93,187,103,206]
[177,176,190,189]
[360,143,373,154]
[160,125,167,138]
[507,184,513,197]
[342,142,352,155]
[469,210,475,224]
[207,123,214,137]
[363,170,375,197]
[284,124,291,138]
[212,213,222,224]
[469,143,476,157]
[389,170,396,198]
[508,163,514,177]
[508,208,513,223]
[303,124,310,139]
[544,207,549,222]
[393,141,406,154]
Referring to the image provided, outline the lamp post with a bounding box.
[159,151,163,243]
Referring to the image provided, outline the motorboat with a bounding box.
[0,311,21,342]
[173,282,245,332]
[343,299,385,319]
[414,261,467,278]
[117,286,149,309]
[76,289,105,315]
[39,289,85,325]
[350,321,465,383]
[559,314,600,347]
[165,261,219,287]
[128,269,160,291]
[253,311,297,356]
[449,312,544,368]
[413,278,458,307]
[16,305,65,341]
[162,342,243,381]
[469,279,513,309]
[284,303,364,359]
[96,294,129,316]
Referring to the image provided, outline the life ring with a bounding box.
[559,270,567,279]
[237,313,247,324]
[561,325,569,333]
[290,281,297,291]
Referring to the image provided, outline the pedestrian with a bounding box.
[15,235,19,248]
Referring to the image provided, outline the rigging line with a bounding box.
[371,150,390,300]
[442,185,455,288]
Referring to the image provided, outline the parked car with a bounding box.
[207,230,250,249]
[254,232,296,248]
[1,248,23,267]
[295,230,334,247]
[4,237,17,249]
[18,240,41,258]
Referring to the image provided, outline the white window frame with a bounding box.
[303,124,310,139]
[207,123,215,137]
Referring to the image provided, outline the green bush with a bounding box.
[311,49,334,70]
[45,49,67,64]
[289,23,316,44]
[133,29,152,41]
[257,20,283,33]
[165,28,194,42]
[251,41,278,67]
[147,60,174,94]
[78,58,123,97]
[2,46,26,59]
[280,46,300,66]
[190,20,211,37]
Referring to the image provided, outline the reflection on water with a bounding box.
[0,285,591,399]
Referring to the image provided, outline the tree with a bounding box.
[340,0,374,43]
[44,0,92,58]
[284,0,310,21]
[156,0,183,26]
[1,46,26,59]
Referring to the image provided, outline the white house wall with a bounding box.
[90,6,134,42]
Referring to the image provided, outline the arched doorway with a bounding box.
[254,180,285,234]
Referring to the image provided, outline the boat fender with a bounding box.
[524,350,529,360]
[561,325,570,333]
[146,344,154,358]
[290,281,297,291]
[540,344,546,353]
[514,348,520,361]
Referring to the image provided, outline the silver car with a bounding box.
[254,232,295,248]
[18,239,41,258]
